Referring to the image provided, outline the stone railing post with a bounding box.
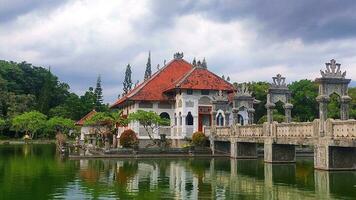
[341,95,351,120]
[313,119,320,138]
[316,95,330,137]
[283,103,293,123]
[325,118,334,138]
[265,103,276,124]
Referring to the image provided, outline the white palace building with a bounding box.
[111,53,254,146]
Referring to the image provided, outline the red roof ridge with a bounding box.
[110,58,193,108]
[164,66,234,92]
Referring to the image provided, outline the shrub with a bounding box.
[192,131,207,147]
[119,129,138,148]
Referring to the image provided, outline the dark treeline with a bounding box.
[0,60,108,138]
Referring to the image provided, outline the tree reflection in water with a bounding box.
[1,145,356,199]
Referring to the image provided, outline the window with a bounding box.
[187,89,193,95]
[186,112,193,125]
[160,112,170,121]
[217,113,224,126]
[201,90,209,95]
[237,114,244,126]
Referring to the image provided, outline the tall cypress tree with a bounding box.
[38,67,53,114]
[94,75,103,106]
[144,51,152,80]
[123,64,132,95]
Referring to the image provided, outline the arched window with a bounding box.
[237,114,244,125]
[217,113,224,126]
[186,112,193,125]
[160,112,170,120]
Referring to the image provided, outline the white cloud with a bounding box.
[0,0,355,103]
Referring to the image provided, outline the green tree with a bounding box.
[0,118,5,134]
[349,87,356,119]
[328,93,340,119]
[85,111,127,146]
[11,111,47,139]
[123,64,132,95]
[94,75,104,108]
[289,80,318,121]
[45,117,75,138]
[239,82,270,123]
[128,110,169,145]
[144,51,152,80]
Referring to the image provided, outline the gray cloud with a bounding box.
[151,0,356,42]
[1,0,356,103]
[0,0,68,23]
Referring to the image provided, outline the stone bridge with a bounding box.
[208,59,356,171]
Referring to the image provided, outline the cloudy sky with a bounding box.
[1,0,356,103]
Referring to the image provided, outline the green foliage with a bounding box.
[289,80,318,121]
[85,111,127,128]
[257,113,285,124]
[119,129,138,148]
[11,111,47,138]
[192,131,207,147]
[0,118,5,131]
[46,117,75,138]
[128,110,169,143]
[350,88,356,119]
[244,82,270,123]
[94,75,105,111]
[123,64,132,95]
[0,60,108,123]
[84,111,127,139]
[144,52,152,80]
[328,93,340,119]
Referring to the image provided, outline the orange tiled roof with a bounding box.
[111,59,193,108]
[111,58,234,108]
[75,110,97,126]
[164,67,234,92]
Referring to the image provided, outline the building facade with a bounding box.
[111,53,252,145]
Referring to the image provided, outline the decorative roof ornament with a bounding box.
[201,58,207,69]
[320,59,346,78]
[192,58,197,66]
[213,90,228,101]
[271,74,287,88]
[173,52,184,59]
[236,83,252,97]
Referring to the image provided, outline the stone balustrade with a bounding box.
[238,124,264,137]
[326,119,356,139]
[274,120,318,139]
[215,127,230,136]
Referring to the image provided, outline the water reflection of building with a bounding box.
[76,158,356,199]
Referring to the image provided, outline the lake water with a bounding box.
[0,144,356,199]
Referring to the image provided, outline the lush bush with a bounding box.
[119,129,138,148]
[192,132,207,147]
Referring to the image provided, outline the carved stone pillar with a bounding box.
[232,109,239,125]
[247,108,255,125]
[341,95,351,120]
[283,103,293,123]
[316,95,330,136]
[212,111,217,128]
[265,103,275,124]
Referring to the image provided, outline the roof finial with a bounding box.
[192,57,197,66]
[201,58,207,69]
[173,52,184,59]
